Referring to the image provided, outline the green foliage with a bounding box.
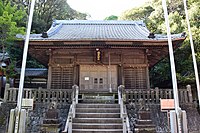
[0,0,25,47]
[120,5,154,21]
[1,0,87,70]
[31,0,87,33]
[121,0,200,87]
[104,15,118,20]
[0,0,26,79]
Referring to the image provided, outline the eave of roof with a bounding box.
[16,68,48,77]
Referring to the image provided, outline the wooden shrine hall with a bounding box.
[17,20,185,92]
[6,20,198,133]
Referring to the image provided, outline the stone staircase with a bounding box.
[71,93,123,133]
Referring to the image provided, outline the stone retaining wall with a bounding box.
[127,104,200,133]
[0,103,70,133]
[1,102,199,133]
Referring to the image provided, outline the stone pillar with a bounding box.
[186,85,193,103]
[155,87,159,103]
[4,83,10,101]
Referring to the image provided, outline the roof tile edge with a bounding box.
[53,20,146,26]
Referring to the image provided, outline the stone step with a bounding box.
[73,118,122,123]
[80,99,116,104]
[82,95,115,99]
[76,108,120,113]
[72,123,123,129]
[76,113,120,118]
[76,104,120,108]
[134,128,156,133]
[72,129,123,133]
[134,124,156,128]
[79,92,117,96]
[136,119,154,125]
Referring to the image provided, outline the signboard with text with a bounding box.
[160,99,175,111]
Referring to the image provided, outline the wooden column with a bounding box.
[146,66,150,89]
[145,49,150,89]
[47,49,52,89]
[74,54,79,85]
[121,54,125,86]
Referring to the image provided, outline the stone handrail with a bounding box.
[63,85,79,133]
[118,85,132,133]
[4,84,73,103]
[124,86,193,104]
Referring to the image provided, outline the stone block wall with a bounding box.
[0,103,16,133]
[127,104,200,133]
[0,102,70,133]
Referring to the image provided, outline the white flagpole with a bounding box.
[162,0,182,132]
[14,0,35,132]
[183,0,200,108]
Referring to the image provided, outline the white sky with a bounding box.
[68,0,150,20]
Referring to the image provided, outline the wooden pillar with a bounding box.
[118,65,122,85]
[145,49,150,89]
[146,66,150,89]
[121,53,125,86]
[73,54,79,86]
[47,49,52,89]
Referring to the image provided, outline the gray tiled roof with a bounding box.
[17,20,185,41]
[16,68,48,77]
[0,52,10,61]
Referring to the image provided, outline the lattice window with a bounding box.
[51,67,73,89]
[124,67,147,89]
[51,67,62,89]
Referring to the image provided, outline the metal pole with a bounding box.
[162,0,182,132]
[183,0,200,108]
[14,0,35,132]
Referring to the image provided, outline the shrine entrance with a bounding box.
[79,65,117,91]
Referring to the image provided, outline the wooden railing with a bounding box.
[4,83,193,105]
[4,84,73,103]
[124,85,193,104]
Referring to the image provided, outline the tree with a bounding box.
[11,0,87,33]
[104,15,118,20]
[2,0,88,69]
[32,0,87,33]
[120,5,154,22]
[121,0,200,87]
[0,0,26,78]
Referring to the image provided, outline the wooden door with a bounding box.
[124,67,147,89]
[51,67,73,89]
[80,65,117,91]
